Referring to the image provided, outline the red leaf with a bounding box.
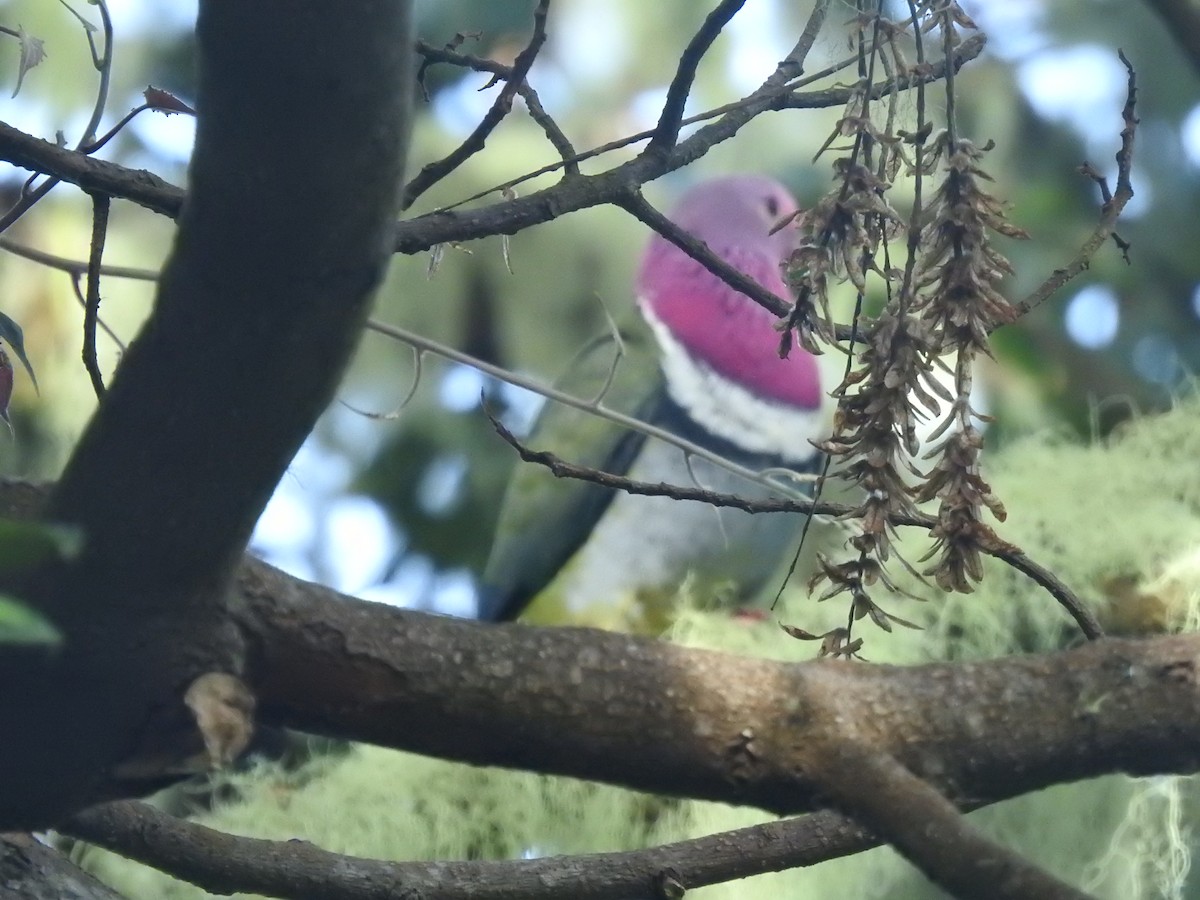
[143,85,196,116]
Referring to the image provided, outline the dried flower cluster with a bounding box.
[783,4,1027,655]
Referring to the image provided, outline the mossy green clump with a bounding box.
[82,401,1200,899]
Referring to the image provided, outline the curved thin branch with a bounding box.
[67,800,881,900]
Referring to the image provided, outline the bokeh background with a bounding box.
[0,0,1196,616]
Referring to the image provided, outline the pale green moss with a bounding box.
[83,401,1200,899]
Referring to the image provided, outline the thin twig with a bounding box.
[83,193,111,397]
[360,317,818,493]
[414,40,577,173]
[69,273,125,351]
[616,190,790,317]
[1013,52,1137,320]
[0,0,114,236]
[490,416,1103,640]
[436,33,986,215]
[400,0,552,210]
[648,0,747,153]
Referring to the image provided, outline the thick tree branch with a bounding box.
[236,557,1200,815]
[0,481,1185,895]
[0,832,127,900]
[0,1,414,829]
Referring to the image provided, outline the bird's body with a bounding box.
[479,176,827,624]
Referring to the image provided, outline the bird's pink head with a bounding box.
[635,176,820,410]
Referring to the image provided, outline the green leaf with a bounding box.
[0,310,37,392]
[0,595,60,646]
[0,519,83,576]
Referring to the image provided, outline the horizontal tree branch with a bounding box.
[236,555,1200,816]
[67,799,880,900]
[0,480,1185,897]
[0,0,415,830]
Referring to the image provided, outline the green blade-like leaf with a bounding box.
[0,595,60,645]
[0,310,37,392]
[0,519,83,576]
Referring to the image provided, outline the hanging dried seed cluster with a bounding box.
[784,3,1027,657]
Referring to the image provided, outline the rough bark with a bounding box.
[0,833,126,900]
[0,0,413,829]
[238,556,1200,813]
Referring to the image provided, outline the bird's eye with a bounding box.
[764,195,780,217]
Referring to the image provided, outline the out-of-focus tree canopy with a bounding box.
[1,0,1198,607]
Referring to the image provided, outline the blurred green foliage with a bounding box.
[1,0,1199,592]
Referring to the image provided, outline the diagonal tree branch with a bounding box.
[488,416,1102,639]
[648,0,748,152]
[814,746,1092,900]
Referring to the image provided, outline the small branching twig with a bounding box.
[435,34,985,216]
[1014,50,1138,318]
[414,39,577,175]
[0,0,113,236]
[401,0,552,210]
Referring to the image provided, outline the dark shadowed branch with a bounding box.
[0,0,414,829]
[648,0,748,152]
[813,746,1092,900]
[82,192,110,398]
